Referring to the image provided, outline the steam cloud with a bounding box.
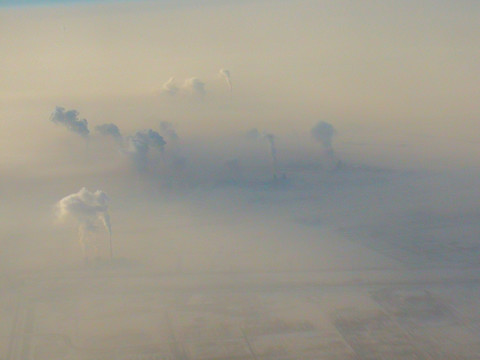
[50,106,89,138]
[127,129,166,172]
[56,187,112,259]
[311,121,336,159]
[219,68,232,96]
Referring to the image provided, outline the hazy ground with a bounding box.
[2,160,480,359]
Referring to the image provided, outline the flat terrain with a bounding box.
[2,265,480,360]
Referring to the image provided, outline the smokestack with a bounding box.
[56,187,112,260]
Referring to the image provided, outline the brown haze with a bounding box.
[1,1,480,359]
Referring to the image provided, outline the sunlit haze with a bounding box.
[1,1,480,359]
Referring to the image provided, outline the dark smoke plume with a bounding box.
[127,129,166,172]
[50,106,89,138]
[95,123,122,140]
[311,121,336,160]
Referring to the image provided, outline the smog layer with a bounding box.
[1,1,480,359]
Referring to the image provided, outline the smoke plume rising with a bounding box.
[311,121,336,161]
[162,77,179,96]
[126,129,166,172]
[219,68,232,96]
[50,106,90,139]
[56,187,112,259]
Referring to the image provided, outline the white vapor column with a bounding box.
[56,187,113,260]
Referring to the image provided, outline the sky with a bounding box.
[0,0,479,172]
[0,0,479,274]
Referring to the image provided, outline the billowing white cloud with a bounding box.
[56,187,112,259]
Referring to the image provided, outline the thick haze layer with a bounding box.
[1,4,480,358]
[1,0,479,170]
[0,0,479,274]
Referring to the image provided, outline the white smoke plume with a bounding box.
[183,77,206,98]
[127,129,166,172]
[162,77,179,96]
[50,106,89,138]
[160,121,179,141]
[219,68,232,96]
[56,187,112,259]
[311,121,336,159]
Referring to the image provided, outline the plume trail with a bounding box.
[219,68,232,97]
